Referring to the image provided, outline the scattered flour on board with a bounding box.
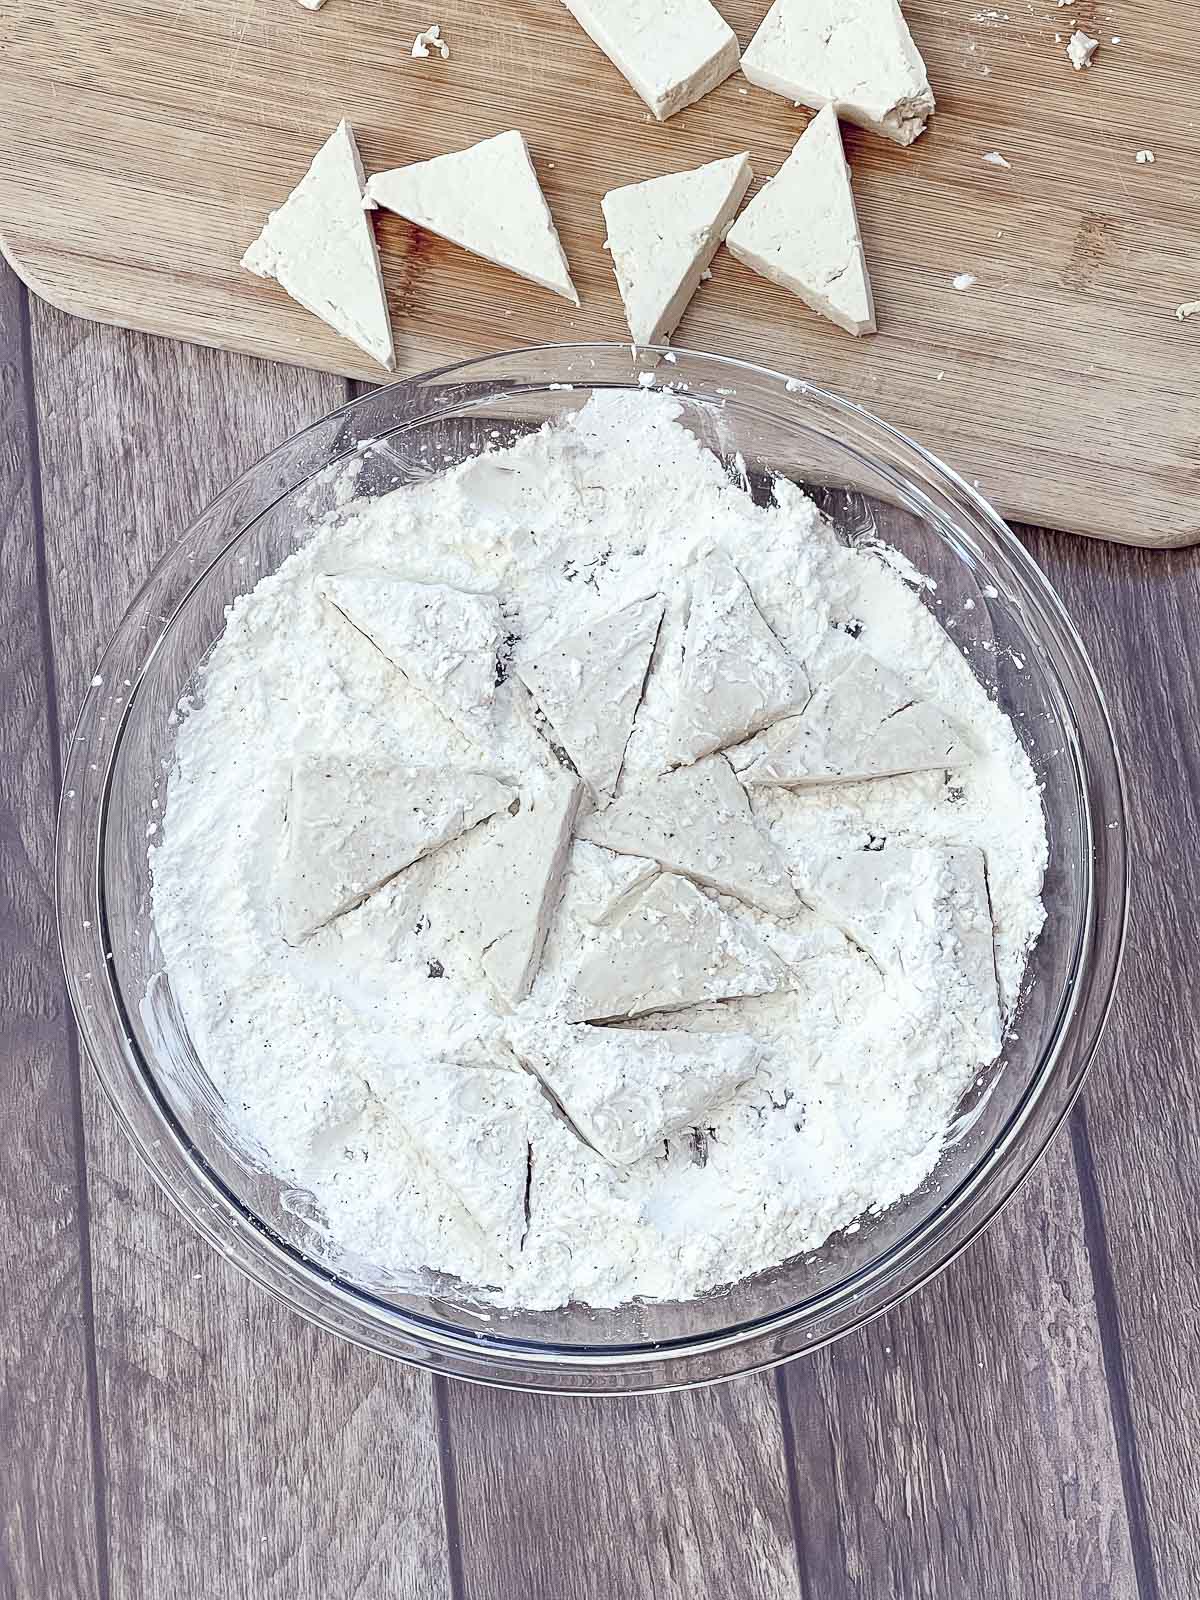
[151,391,1047,1311]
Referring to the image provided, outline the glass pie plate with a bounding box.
[56,344,1127,1394]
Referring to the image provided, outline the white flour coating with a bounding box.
[151,392,1047,1310]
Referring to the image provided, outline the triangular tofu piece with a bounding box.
[578,754,799,917]
[376,1061,538,1265]
[280,758,513,943]
[515,595,664,802]
[559,0,740,122]
[741,0,934,146]
[429,774,582,1006]
[669,550,809,767]
[320,572,502,745]
[802,845,1002,1058]
[733,648,969,785]
[365,131,579,304]
[726,108,876,337]
[602,154,753,347]
[508,1019,760,1165]
[567,872,783,1022]
[241,120,395,370]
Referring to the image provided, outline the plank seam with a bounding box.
[432,1377,469,1600]
[1069,1100,1162,1600]
[19,282,114,1600]
[773,1367,816,1600]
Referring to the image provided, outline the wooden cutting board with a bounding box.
[0,0,1196,545]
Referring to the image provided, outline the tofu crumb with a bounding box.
[1067,29,1098,68]
[982,151,1011,169]
[412,22,450,59]
[637,371,656,388]
[1135,149,1155,164]
[952,273,977,292]
[1176,301,1200,321]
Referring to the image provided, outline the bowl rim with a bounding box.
[55,342,1129,1392]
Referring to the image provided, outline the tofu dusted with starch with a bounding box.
[726,107,877,337]
[559,0,741,121]
[741,0,934,145]
[366,131,579,304]
[602,153,752,348]
[241,120,394,370]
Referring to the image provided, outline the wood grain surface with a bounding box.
[1,0,1198,546]
[3,257,1200,1598]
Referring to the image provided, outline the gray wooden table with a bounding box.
[4,252,1198,1600]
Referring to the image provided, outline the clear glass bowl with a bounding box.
[56,345,1127,1393]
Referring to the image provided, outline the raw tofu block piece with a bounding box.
[725,107,876,337]
[516,594,664,801]
[280,757,514,942]
[732,647,969,785]
[802,845,1002,1058]
[320,572,502,745]
[568,872,782,1022]
[297,0,327,9]
[376,1060,539,1265]
[568,841,660,926]
[741,0,934,145]
[508,1019,760,1165]
[242,120,394,369]
[578,753,799,917]
[559,0,741,121]
[430,774,583,1005]
[602,153,753,347]
[366,131,579,303]
[669,549,809,766]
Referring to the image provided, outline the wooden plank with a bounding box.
[0,262,107,1600]
[1018,523,1200,1598]
[444,1376,802,1600]
[779,1137,1140,1598]
[2,0,1199,544]
[26,300,455,1600]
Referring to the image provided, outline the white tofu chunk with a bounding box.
[508,1019,760,1165]
[669,549,809,767]
[280,757,514,943]
[567,841,660,926]
[578,753,799,917]
[802,845,1002,1058]
[567,872,783,1022]
[375,1060,539,1265]
[559,0,741,121]
[366,131,579,304]
[741,0,934,146]
[732,647,969,785]
[320,572,502,746]
[725,107,876,337]
[516,594,664,801]
[430,774,582,1006]
[241,120,394,370]
[602,153,753,347]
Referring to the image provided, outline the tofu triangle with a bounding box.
[669,550,809,766]
[741,0,934,146]
[241,120,395,370]
[726,107,876,336]
[578,754,799,917]
[428,774,582,1006]
[508,1019,760,1165]
[568,872,782,1022]
[280,757,514,942]
[516,594,665,802]
[801,845,1002,1058]
[320,572,502,745]
[366,131,579,304]
[733,646,970,785]
[602,154,753,347]
[375,1060,538,1265]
